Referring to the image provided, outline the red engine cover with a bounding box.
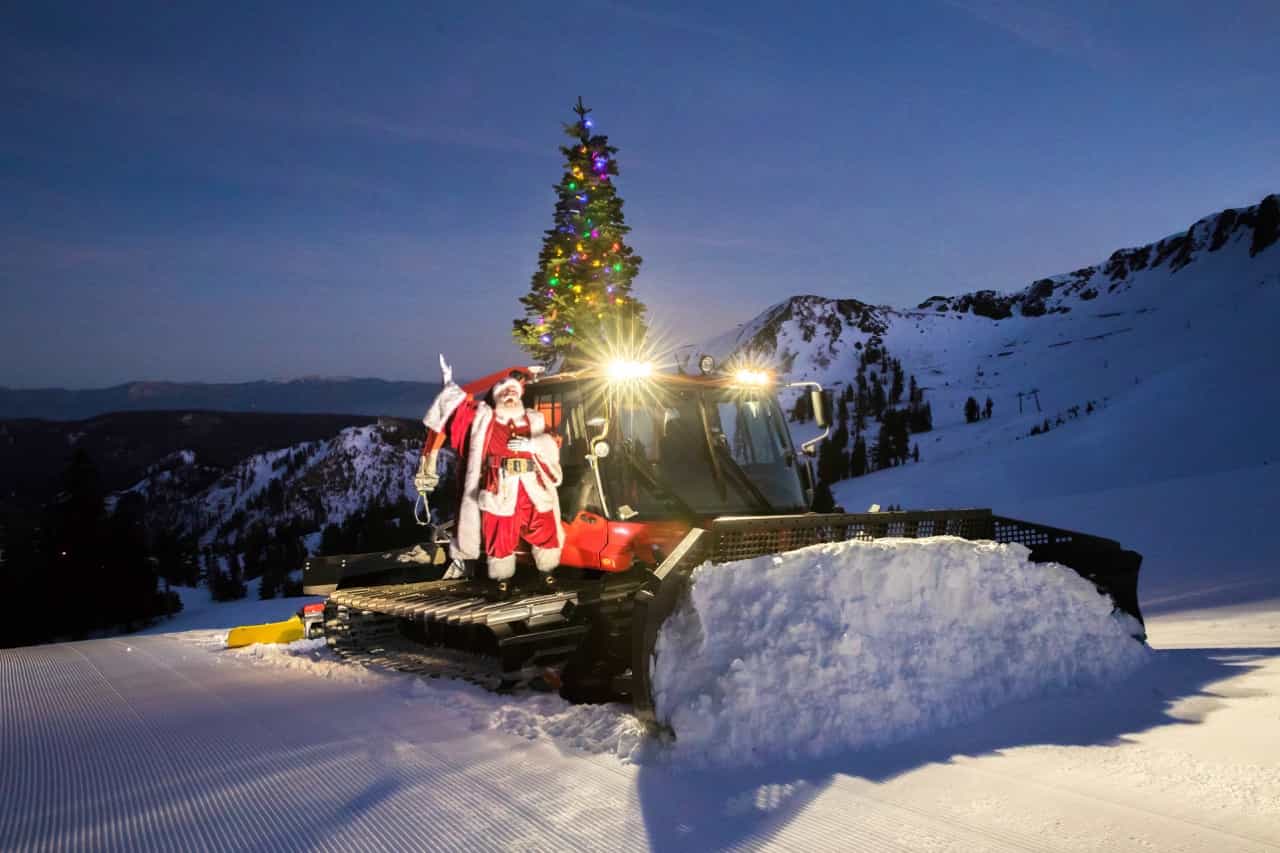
[559,512,693,572]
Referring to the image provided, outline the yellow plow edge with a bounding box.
[226,614,305,648]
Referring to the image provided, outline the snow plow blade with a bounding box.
[226,614,305,648]
[629,509,1144,725]
[318,509,1143,716]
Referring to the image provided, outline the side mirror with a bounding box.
[811,389,829,429]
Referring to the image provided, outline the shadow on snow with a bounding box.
[633,645,1276,852]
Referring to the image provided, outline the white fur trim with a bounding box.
[488,554,517,580]
[451,402,492,560]
[532,546,561,572]
[423,383,468,433]
[492,377,524,398]
[451,403,565,560]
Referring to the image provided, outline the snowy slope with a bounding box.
[704,195,1279,448]
[3,592,1276,851]
[129,423,420,550]
[701,193,1280,608]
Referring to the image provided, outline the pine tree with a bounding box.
[227,553,247,600]
[819,422,849,484]
[870,382,886,419]
[514,97,646,364]
[53,449,105,639]
[984,396,994,419]
[849,435,867,477]
[791,392,811,423]
[811,480,836,513]
[964,396,981,423]
[1251,194,1280,257]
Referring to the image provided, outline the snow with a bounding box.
[3,202,1277,848]
[3,591,1276,850]
[652,538,1148,766]
[395,544,438,564]
[140,576,322,640]
[184,424,418,549]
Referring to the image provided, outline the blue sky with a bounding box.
[3,0,1277,388]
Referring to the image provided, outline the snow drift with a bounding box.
[652,537,1149,767]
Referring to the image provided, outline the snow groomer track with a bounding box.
[321,509,1146,714]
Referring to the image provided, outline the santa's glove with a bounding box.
[439,354,453,386]
[414,451,440,495]
[507,437,534,453]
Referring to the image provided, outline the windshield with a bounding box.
[607,386,807,517]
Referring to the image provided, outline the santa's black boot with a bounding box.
[484,555,516,600]
[484,579,512,601]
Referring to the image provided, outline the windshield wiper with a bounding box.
[695,395,773,514]
[707,440,774,513]
[621,442,699,519]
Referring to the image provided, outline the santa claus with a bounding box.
[415,355,564,585]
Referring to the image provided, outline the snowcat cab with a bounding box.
[305,356,1144,716]
[521,360,829,574]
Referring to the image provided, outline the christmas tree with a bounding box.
[513,97,646,364]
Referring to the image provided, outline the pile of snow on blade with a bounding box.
[653,537,1149,767]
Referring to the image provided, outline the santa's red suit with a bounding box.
[422,374,563,579]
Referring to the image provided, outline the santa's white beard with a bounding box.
[494,396,525,423]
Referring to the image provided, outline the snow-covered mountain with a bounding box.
[705,193,1279,443]
[125,422,422,555]
[701,193,1279,608]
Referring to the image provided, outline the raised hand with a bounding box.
[439,353,453,386]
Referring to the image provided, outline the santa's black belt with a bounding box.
[493,457,535,474]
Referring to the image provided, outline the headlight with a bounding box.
[607,360,653,380]
[733,368,772,386]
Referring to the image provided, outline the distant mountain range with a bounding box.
[699,191,1278,491]
[703,193,1279,392]
[0,377,442,421]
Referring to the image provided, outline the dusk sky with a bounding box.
[3,1,1277,389]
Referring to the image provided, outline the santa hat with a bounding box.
[491,370,528,401]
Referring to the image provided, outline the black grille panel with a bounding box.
[706,510,1000,564]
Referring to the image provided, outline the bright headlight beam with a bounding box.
[607,360,653,381]
[733,368,772,386]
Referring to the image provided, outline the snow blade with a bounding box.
[226,614,305,648]
[630,509,1144,728]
